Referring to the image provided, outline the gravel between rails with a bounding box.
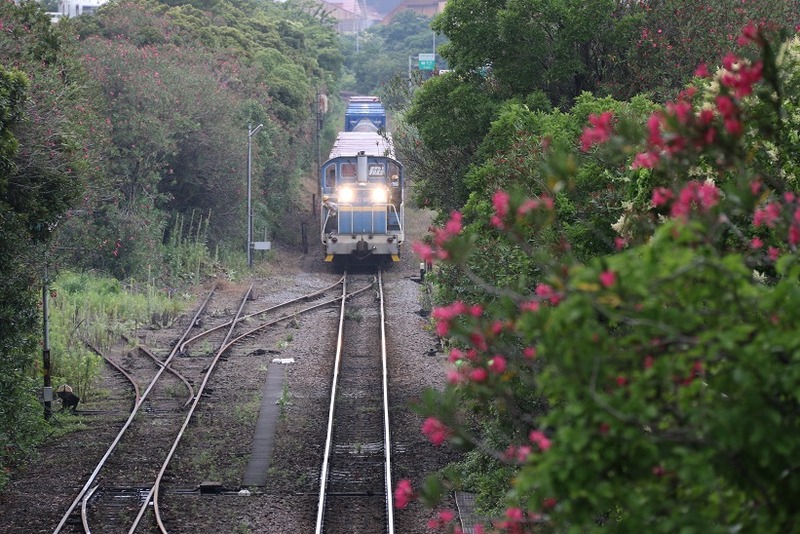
[1,205,461,533]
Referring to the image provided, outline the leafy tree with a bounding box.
[397,73,499,213]
[401,26,800,532]
[0,0,104,488]
[342,10,443,95]
[626,0,800,100]
[432,0,641,105]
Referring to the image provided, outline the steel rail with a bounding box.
[379,271,395,533]
[52,284,217,534]
[315,271,351,534]
[178,276,345,354]
[136,345,194,408]
[146,284,254,534]
[223,281,374,350]
[80,486,99,534]
[85,341,141,410]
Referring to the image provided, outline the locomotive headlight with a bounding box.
[371,187,388,203]
[338,187,354,203]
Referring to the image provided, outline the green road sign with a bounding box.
[418,53,435,71]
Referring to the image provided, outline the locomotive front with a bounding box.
[320,133,404,262]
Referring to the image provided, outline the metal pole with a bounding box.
[247,123,263,268]
[43,263,51,420]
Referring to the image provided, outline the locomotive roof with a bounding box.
[328,132,395,160]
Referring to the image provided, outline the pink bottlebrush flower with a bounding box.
[644,355,655,369]
[598,422,610,435]
[469,332,488,351]
[446,369,463,384]
[768,247,780,261]
[750,237,763,249]
[790,225,800,246]
[652,187,673,207]
[394,479,414,509]
[647,113,664,147]
[616,375,628,387]
[523,347,537,359]
[694,63,710,78]
[444,211,463,235]
[439,509,454,522]
[671,181,719,218]
[469,304,483,317]
[535,283,555,299]
[722,52,739,71]
[724,117,743,136]
[750,179,762,195]
[469,367,488,383]
[542,497,558,509]
[737,22,758,46]
[580,111,615,151]
[667,100,692,125]
[599,270,617,288]
[435,321,450,337]
[632,151,659,170]
[517,198,540,215]
[520,300,540,313]
[715,95,736,119]
[490,215,505,229]
[698,108,715,126]
[489,355,507,374]
[529,430,552,451]
[421,417,451,446]
[492,190,510,218]
[753,202,781,227]
[614,237,627,250]
[448,348,465,363]
[412,241,434,262]
[696,182,720,209]
[427,509,456,529]
[506,507,524,521]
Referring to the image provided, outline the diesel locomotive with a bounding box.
[320,97,404,262]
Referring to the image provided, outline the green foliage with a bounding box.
[433,0,640,104]
[410,27,800,532]
[341,10,441,95]
[0,0,105,488]
[626,0,800,101]
[52,271,187,356]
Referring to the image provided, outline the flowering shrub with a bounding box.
[401,25,800,532]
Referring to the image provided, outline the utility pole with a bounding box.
[247,122,263,268]
[43,261,52,420]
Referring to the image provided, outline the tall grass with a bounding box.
[49,271,188,400]
[164,210,216,283]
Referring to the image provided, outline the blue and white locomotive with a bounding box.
[320,97,404,262]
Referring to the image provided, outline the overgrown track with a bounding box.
[316,271,395,534]
[54,278,351,533]
[53,284,218,534]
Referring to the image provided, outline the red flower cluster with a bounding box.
[421,417,452,447]
[412,210,464,262]
[393,479,414,509]
[580,111,615,152]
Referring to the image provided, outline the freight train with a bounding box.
[320,97,404,263]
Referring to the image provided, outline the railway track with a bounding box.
[53,277,349,533]
[316,270,395,534]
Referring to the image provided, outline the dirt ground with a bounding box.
[1,203,462,533]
